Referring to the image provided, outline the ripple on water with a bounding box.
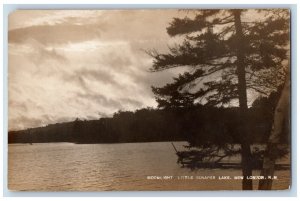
[8,142,291,191]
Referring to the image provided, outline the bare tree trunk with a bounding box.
[233,10,253,190]
[258,68,290,190]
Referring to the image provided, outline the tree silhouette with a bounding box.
[149,9,290,190]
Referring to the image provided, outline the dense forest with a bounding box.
[8,97,288,144]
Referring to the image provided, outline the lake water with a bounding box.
[8,142,290,191]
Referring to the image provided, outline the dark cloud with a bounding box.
[75,92,144,112]
[8,24,102,45]
[62,68,122,94]
[120,98,143,108]
[100,51,134,72]
[76,92,123,109]
[65,74,91,93]
[76,68,120,87]
[33,47,68,66]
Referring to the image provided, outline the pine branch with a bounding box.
[247,85,269,96]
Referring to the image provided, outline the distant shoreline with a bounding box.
[8,106,279,145]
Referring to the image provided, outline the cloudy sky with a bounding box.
[8,10,193,130]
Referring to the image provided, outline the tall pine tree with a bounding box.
[149,9,290,190]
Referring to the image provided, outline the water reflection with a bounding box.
[8,142,290,191]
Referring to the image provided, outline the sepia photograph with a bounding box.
[7,9,291,191]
